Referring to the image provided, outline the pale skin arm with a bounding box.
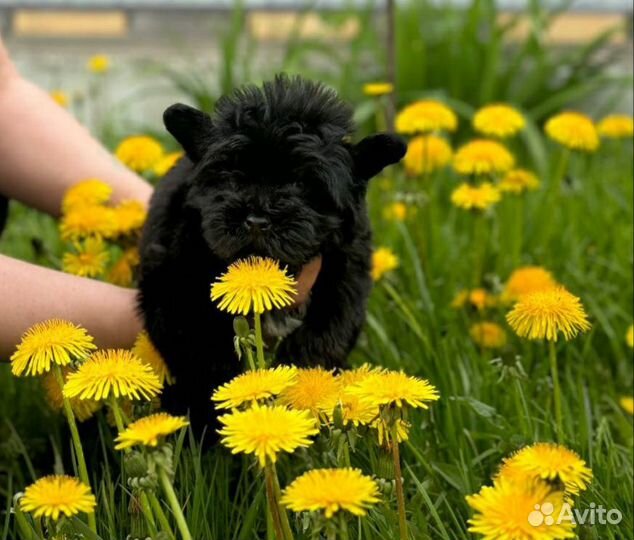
[0,35,152,215]
[0,35,150,359]
[0,255,142,360]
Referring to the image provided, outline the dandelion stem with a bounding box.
[541,148,570,248]
[552,148,571,198]
[511,196,524,269]
[266,507,275,540]
[339,512,350,540]
[338,434,352,468]
[472,212,487,287]
[158,467,193,540]
[14,505,37,540]
[148,491,176,540]
[109,395,126,433]
[513,378,532,437]
[374,100,387,133]
[254,312,267,369]
[390,423,408,540]
[549,341,564,443]
[138,492,159,538]
[264,463,286,540]
[53,365,96,534]
[326,522,337,540]
[269,462,295,540]
[245,346,257,372]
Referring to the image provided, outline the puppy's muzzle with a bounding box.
[245,214,271,235]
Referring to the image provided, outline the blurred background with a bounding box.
[1,0,632,140]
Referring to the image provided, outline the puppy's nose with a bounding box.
[245,215,270,233]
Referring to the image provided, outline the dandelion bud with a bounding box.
[376,448,395,479]
[332,403,345,430]
[233,317,251,338]
[124,452,148,478]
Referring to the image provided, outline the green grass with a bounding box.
[1,1,633,538]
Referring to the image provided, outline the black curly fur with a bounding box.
[138,75,405,438]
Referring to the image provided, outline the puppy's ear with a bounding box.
[163,103,213,161]
[351,134,407,181]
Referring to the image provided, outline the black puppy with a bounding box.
[138,75,405,435]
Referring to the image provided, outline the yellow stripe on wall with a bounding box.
[13,10,128,38]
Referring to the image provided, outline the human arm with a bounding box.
[0,254,142,360]
[0,35,152,215]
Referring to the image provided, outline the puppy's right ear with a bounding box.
[351,133,407,182]
[163,103,213,162]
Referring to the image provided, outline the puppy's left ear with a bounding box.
[163,103,213,162]
[351,134,407,181]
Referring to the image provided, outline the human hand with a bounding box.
[294,256,322,305]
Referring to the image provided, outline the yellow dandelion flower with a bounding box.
[470,289,497,310]
[133,331,173,386]
[42,368,102,422]
[60,205,118,241]
[62,237,110,278]
[383,201,409,222]
[363,82,394,97]
[282,468,380,518]
[451,182,501,211]
[337,395,379,427]
[50,90,69,108]
[10,319,96,377]
[404,135,453,176]
[114,413,189,450]
[63,349,162,401]
[87,54,110,74]
[470,322,507,349]
[451,290,470,309]
[473,103,525,138]
[211,256,297,315]
[597,114,634,138]
[347,370,439,409]
[218,404,318,467]
[499,169,540,195]
[212,366,297,409]
[453,140,515,176]
[371,247,399,281]
[62,179,113,213]
[466,477,574,540]
[279,367,340,415]
[20,475,96,520]
[506,286,591,342]
[396,100,458,134]
[545,111,599,152]
[153,151,184,177]
[106,247,140,288]
[451,288,497,311]
[332,366,384,426]
[498,443,592,495]
[626,324,633,348]
[113,200,147,236]
[503,266,558,303]
[338,364,385,387]
[115,135,164,173]
[620,397,634,415]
